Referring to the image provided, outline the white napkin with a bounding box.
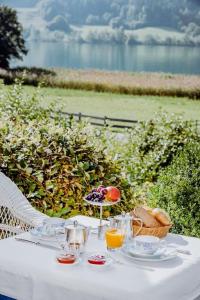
[70,215,108,229]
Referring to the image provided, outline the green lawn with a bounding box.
[2,85,200,121]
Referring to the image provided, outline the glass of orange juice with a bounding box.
[105,228,124,251]
[105,217,125,252]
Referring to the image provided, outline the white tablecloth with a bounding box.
[0,215,200,300]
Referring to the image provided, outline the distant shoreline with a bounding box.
[23,25,200,47]
[24,40,200,48]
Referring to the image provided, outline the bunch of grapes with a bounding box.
[85,185,108,203]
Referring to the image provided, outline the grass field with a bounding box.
[2,85,199,121]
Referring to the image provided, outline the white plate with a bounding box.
[128,245,168,258]
[121,246,177,262]
[84,197,121,206]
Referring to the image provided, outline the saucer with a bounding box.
[121,245,177,262]
[128,245,164,258]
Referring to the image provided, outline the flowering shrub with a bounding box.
[0,81,137,218]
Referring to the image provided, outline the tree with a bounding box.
[0,6,27,69]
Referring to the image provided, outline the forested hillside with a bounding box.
[1,0,200,45]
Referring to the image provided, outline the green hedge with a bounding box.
[148,141,200,237]
[102,113,199,184]
[0,80,137,218]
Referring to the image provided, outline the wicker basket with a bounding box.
[133,224,172,238]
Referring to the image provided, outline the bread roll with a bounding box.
[142,205,153,214]
[152,208,171,226]
[134,207,161,228]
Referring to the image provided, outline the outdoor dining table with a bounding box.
[0,215,200,300]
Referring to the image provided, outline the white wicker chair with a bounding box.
[0,171,49,239]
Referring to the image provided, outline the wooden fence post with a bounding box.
[69,113,74,128]
[104,116,107,127]
[196,120,198,133]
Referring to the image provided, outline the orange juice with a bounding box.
[105,228,124,249]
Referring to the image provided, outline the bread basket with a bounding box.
[132,223,172,238]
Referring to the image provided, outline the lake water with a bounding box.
[12,42,200,75]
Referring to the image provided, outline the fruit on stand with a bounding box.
[105,186,121,202]
[85,185,120,204]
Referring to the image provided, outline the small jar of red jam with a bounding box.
[87,254,106,265]
[56,254,76,264]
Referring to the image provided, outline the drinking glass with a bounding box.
[42,217,65,237]
[105,218,125,252]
